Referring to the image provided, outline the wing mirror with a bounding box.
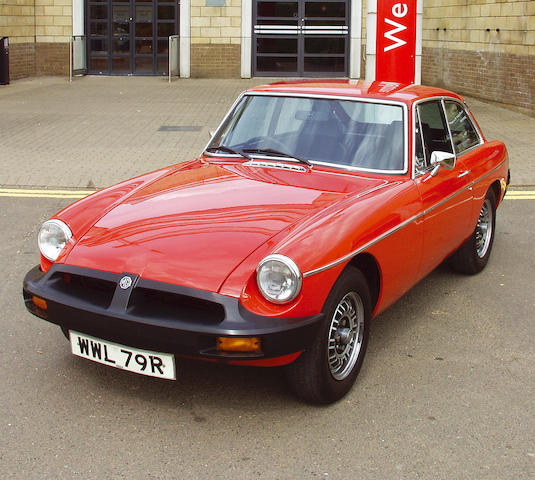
[429,151,456,176]
[209,130,216,138]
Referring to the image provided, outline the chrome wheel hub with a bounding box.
[328,291,364,381]
[475,198,492,258]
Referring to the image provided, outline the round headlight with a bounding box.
[256,254,302,304]
[38,219,72,261]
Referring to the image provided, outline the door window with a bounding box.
[417,101,453,167]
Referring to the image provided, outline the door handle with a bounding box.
[458,170,471,178]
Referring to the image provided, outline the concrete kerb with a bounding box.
[0,76,533,189]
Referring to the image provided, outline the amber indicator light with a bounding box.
[217,337,261,353]
[32,296,48,310]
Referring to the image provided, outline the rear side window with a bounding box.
[444,101,481,154]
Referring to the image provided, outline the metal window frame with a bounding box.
[252,0,351,77]
[85,0,179,76]
[411,96,484,179]
[203,91,409,176]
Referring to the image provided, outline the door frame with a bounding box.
[85,0,179,76]
[242,0,362,78]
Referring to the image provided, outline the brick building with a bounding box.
[1,0,534,111]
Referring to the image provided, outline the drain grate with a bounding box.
[158,126,203,132]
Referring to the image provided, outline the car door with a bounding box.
[414,99,474,278]
[442,99,489,227]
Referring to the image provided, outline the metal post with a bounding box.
[168,35,179,84]
[69,36,73,82]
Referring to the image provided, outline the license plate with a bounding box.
[69,330,176,380]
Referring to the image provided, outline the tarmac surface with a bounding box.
[0,76,534,479]
[0,75,534,189]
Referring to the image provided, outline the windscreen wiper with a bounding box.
[242,148,312,167]
[205,145,251,160]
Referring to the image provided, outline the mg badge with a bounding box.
[119,276,132,290]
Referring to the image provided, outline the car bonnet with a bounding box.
[63,160,385,293]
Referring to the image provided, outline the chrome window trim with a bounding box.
[302,159,506,278]
[441,98,457,157]
[202,90,247,155]
[411,96,455,179]
[412,96,484,179]
[413,106,428,176]
[204,91,409,176]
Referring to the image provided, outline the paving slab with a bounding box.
[0,76,533,189]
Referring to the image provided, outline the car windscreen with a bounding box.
[208,95,406,173]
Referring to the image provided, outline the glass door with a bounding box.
[302,1,347,74]
[87,0,178,75]
[111,1,131,73]
[253,0,349,77]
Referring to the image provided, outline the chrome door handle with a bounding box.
[458,170,471,178]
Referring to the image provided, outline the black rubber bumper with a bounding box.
[23,264,323,362]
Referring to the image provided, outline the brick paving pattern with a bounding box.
[0,76,533,189]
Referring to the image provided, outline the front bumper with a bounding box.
[23,264,323,365]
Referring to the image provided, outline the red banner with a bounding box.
[375,1,417,84]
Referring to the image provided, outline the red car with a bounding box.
[23,81,509,404]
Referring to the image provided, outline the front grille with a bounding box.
[128,287,225,325]
[49,272,116,309]
[44,268,225,325]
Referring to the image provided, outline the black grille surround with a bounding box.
[23,264,323,362]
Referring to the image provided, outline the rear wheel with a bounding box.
[285,268,371,404]
[450,189,497,275]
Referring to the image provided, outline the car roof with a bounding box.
[247,80,465,105]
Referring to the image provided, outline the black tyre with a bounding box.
[449,189,497,275]
[285,267,371,404]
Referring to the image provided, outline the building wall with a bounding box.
[190,0,241,77]
[2,0,534,113]
[421,0,535,111]
[35,0,72,75]
[0,0,71,80]
[0,0,36,79]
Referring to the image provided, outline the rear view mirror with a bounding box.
[295,110,330,121]
[430,151,456,176]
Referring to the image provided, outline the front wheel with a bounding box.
[285,268,371,404]
[449,189,497,275]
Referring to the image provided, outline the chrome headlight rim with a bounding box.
[38,219,72,261]
[256,254,302,305]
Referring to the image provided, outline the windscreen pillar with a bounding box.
[366,0,422,84]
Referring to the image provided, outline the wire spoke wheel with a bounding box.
[285,267,371,404]
[475,198,492,258]
[328,292,365,380]
[449,189,497,275]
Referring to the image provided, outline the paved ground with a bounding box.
[0,75,534,189]
[0,76,534,479]
[1,197,533,479]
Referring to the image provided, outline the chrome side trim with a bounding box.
[302,160,506,278]
[303,212,417,278]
